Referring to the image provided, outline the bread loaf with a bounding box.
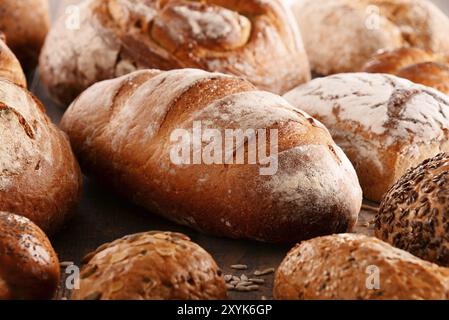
[376,153,449,266]
[0,0,50,71]
[284,73,449,202]
[274,234,449,300]
[0,78,82,234]
[71,231,226,300]
[0,212,60,300]
[40,0,310,106]
[289,0,449,75]
[0,36,26,87]
[60,68,362,243]
[363,47,449,94]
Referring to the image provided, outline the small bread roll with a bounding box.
[274,234,449,300]
[0,212,60,300]
[71,232,227,300]
[376,153,449,266]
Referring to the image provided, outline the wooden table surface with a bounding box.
[34,0,380,300]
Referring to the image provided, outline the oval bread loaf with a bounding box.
[40,0,310,106]
[0,37,26,87]
[289,0,449,75]
[284,73,449,202]
[71,231,227,300]
[0,212,60,300]
[0,78,82,234]
[60,68,362,243]
[376,153,449,266]
[0,0,50,71]
[274,234,449,300]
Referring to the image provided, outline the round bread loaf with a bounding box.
[40,0,310,106]
[0,36,26,87]
[71,231,227,300]
[0,0,50,71]
[0,78,82,234]
[376,153,449,266]
[274,233,449,300]
[363,47,449,94]
[0,212,60,300]
[288,0,449,75]
[284,73,449,202]
[61,68,362,243]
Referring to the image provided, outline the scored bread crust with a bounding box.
[71,231,227,300]
[0,0,50,71]
[363,47,449,94]
[0,212,60,300]
[0,79,82,234]
[284,73,449,202]
[60,68,362,243]
[39,0,310,106]
[376,153,449,266]
[274,234,449,300]
[290,0,449,75]
[0,37,26,87]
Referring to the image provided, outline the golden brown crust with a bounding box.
[61,69,362,243]
[0,79,82,234]
[71,231,227,300]
[0,37,26,87]
[0,0,50,71]
[39,0,310,106]
[0,212,60,300]
[376,153,449,266]
[363,48,449,94]
[274,234,449,300]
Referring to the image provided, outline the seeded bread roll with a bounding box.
[288,0,449,75]
[274,234,449,300]
[0,36,26,87]
[40,0,310,106]
[0,0,50,71]
[284,73,449,202]
[71,231,226,300]
[0,78,82,234]
[0,212,60,300]
[376,153,449,266]
[61,68,362,243]
[363,47,449,94]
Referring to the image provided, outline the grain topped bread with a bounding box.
[71,231,227,300]
[274,233,449,300]
[289,0,449,75]
[61,68,362,243]
[284,72,449,202]
[376,153,449,266]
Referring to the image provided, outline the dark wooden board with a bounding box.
[32,0,377,300]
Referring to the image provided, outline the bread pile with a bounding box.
[3,0,449,300]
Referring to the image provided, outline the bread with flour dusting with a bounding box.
[60,68,362,243]
[288,0,449,75]
[284,73,449,202]
[40,0,310,106]
[0,79,82,234]
[0,36,26,87]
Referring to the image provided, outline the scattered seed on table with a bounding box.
[238,281,253,287]
[224,275,233,282]
[230,280,240,286]
[249,278,265,284]
[240,274,248,281]
[232,276,240,282]
[226,284,235,290]
[254,268,275,276]
[231,264,248,270]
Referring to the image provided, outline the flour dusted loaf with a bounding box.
[363,47,449,94]
[40,0,310,106]
[0,212,60,300]
[289,0,449,75]
[0,0,50,71]
[71,231,226,300]
[284,73,449,202]
[376,153,449,266]
[0,37,26,87]
[274,234,449,300]
[61,68,362,243]
[0,78,82,234]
